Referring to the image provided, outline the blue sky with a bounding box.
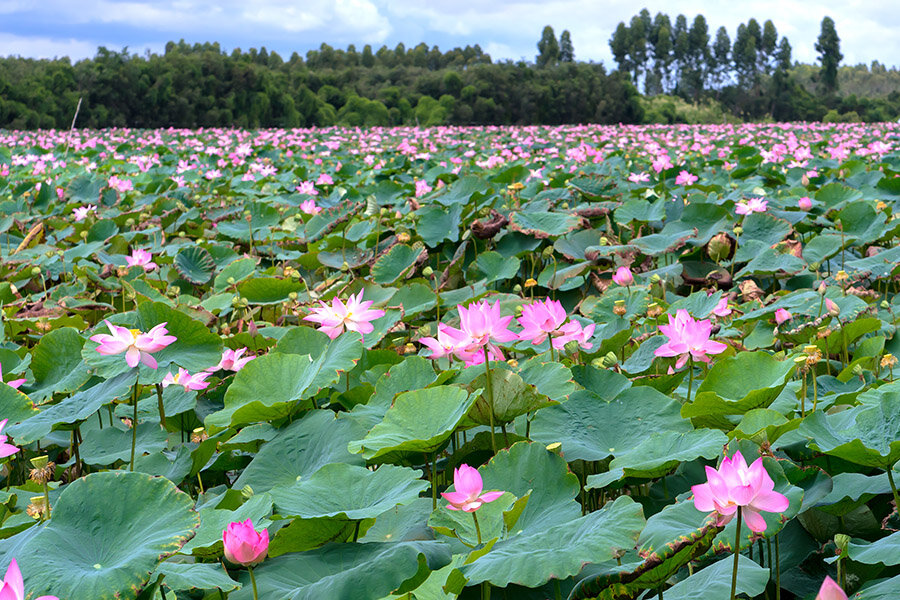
[1,0,897,68]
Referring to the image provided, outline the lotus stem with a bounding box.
[482,347,496,454]
[800,369,807,417]
[775,533,781,600]
[249,565,259,600]
[431,453,438,511]
[887,463,900,509]
[686,357,694,403]
[731,509,742,600]
[472,511,482,546]
[812,372,819,413]
[155,383,166,429]
[130,378,139,472]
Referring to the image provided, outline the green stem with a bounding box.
[481,581,491,600]
[775,533,781,600]
[887,464,900,509]
[686,357,694,403]
[800,369,807,418]
[472,511,482,546]
[431,453,438,511]
[42,480,51,520]
[731,510,742,600]
[130,378,139,472]
[249,565,259,600]
[482,347,496,454]
[156,383,166,429]
[812,372,819,413]
[554,579,562,600]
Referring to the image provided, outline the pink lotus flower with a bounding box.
[208,348,254,372]
[0,364,26,390]
[304,290,385,340]
[73,204,96,221]
[691,453,789,533]
[735,197,768,215]
[89,320,176,369]
[675,170,698,185]
[825,298,841,317]
[655,309,727,369]
[712,297,732,317]
[0,559,57,600]
[517,299,567,346]
[296,180,318,195]
[414,179,433,197]
[612,266,634,287]
[0,420,20,458]
[162,368,211,392]
[108,175,133,193]
[627,172,650,183]
[798,196,813,210]
[316,173,334,186]
[516,299,595,351]
[125,249,158,271]
[775,308,792,325]
[222,519,269,566]
[458,300,517,360]
[441,464,504,512]
[557,320,595,350]
[419,323,472,360]
[300,198,322,215]
[815,576,847,600]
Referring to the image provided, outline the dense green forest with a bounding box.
[0,9,897,129]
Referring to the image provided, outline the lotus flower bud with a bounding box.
[799,196,813,210]
[223,519,269,567]
[825,298,840,317]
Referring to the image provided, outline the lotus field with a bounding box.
[3,122,900,600]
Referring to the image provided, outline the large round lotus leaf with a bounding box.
[23,326,90,401]
[0,381,40,428]
[477,441,581,534]
[82,301,223,380]
[662,554,769,600]
[234,410,366,493]
[230,541,451,600]
[154,562,240,593]
[9,471,199,600]
[798,390,900,468]
[587,429,729,488]
[530,388,690,462]
[173,245,216,284]
[270,463,428,520]
[205,334,362,430]
[371,243,421,284]
[348,386,475,463]
[682,352,796,429]
[460,496,644,588]
[846,530,900,566]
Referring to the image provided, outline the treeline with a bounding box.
[0,40,641,129]
[608,9,900,122]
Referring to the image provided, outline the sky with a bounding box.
[1,0,897,68]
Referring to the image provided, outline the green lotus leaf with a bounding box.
[349,385,474,463]
[230,541,450,600]
[8,471,198,600]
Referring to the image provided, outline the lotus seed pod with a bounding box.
[397,232,411,243]
[242,485,254,499]
[340,262,350,272]
[288,292,298,301]
[835,534,851,553]
[30,267,41,276]
[125,218,135,227]
[513,284,522,294]
[564,340,580,355]
[80,230,88,238]
[422,266,434,277]
[733,226,743,235]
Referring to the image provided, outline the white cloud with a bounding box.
[0,0,897,67]
[0,32,99,60]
